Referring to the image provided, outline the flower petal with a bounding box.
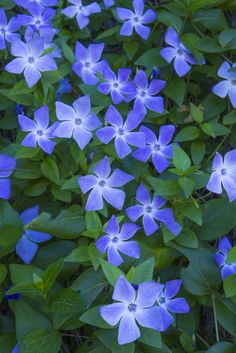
[93,156,111,179]
[105,105,123,127]
[166,298,189,313]
[126,205,144,222]
[206,172,222,194]
[20,206,39,226]
[85,186,104,211]
[120,223,140,240]
[103,187,126,210]
[136,282,163,308]
[100,303,127,326]
[113,275,136,303]
[143,214,159,236]
[78,175,98,194]
[16,237,38,264]
[104,215,120,235]
[118,313,140,345]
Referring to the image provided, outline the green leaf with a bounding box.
[173,145,191,172]
[178,176,195,197]
[96,26,119,40]
[193,9,228,31]
[133,257,155,284]
[0,333,16,353]
[80,306,111,329]
[175,127,200,142]
[175,228,198,248]
[60,41,74,63]
[189,0,227,12]
[112,342,134,353]
[20,329,61,353]
[205,342,235,353]
[41,158,60,184]
[65,245,90,263]
[99,258,124,286]
[191,141,206,165]
[84,211,102,239]
[15,146,39,159]
[0,200,22,228]
[147,177,180,197]
[158,9,183,32]
[223,274,236,298]
[201,123,216,137]
[215,299,236,336]
[177,200,202,225]
[139,327,162,348]
[219,29,236,47]
[123,42,139,60]
[190,103,204,123]
[42,259,64,293]
[0,264,7,284]
[135,48,166,67]
[164,77,186,106]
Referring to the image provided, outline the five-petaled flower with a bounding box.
[126,184,181,236]
[160,27,200,77]
[116,0,156,40]
[127,70,165,114]
[206,150,236,202]
[100,276,163,345]
[214,236,236,280]
[18,105,57,154]
[0,154,16,200]
[54,95,101,149]
[17,3,56,31]
[97,67,135,104]
[61,0,101,30]
[212,61,236,108]
[5,37,57,88]
[96,105,145,159]
[96,215,140,266]
[72,41,107,85]
[132,125,175,173]
[16,206,52,264]
[13,0,58,8]
[78,156,134,211]
[0,8,21,51]
[154,279,189,331]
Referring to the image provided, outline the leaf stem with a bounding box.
[212,294,220,343]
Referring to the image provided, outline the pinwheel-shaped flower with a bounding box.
[0,8,20,51]
[97,67,135,104]
[61,0,101,30]
[0,154,16,200]
[126,184,181,236]
[132,125,175,173]
[78,156,134,211]
[100,276,163,345]
[116,0,156,40]
[16,206,52,264]
[96,215,140,266]
[127,70,165,114]
[96,105,145,159]
[5,38,57,88]
[72,41,107,85]
[212,61,236,108]
[13,0,58,8]
[17,3,56,31]
[18,105,57,154]
[54,95,101,150]
[215,236,236,280]
[206,150,236,202]
[155,279,189,331]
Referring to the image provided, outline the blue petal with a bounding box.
[16,237,38,264]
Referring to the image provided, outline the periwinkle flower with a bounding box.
[215,236,236,280]
[103,0,114,8]
[0,8,21,50]
[13,0,58,8]
[96,215,140,266]
[96,105,145,159]
[126,184,181,236]
[0,154,16,200]
[54,95,101,149]
[127,70,165,114]
[16,104,24,115]
[116,0,156,40]
[97,67,135,104]
[16,206,52,264]
[11,343,20,353]
[155,279,189,331]
[18,105,57,154]
[17,3,56,31]
[78,156,134,211]
[56,78,72,100]
[61,0,101,30]
[100,276,163,345]
[212,61,236,108]
[132,125,175,173]
[5,38,57,88]
[160,27,200,77]
[72,41,107,85]
[206,150,236,202]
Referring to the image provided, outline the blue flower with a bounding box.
[17,3,56,31]
[96,215,140,266]
[16,206,52,264]
[11,343,20,353]
[56,78,72,100]
[212,61,236,108]
[13,0,58,8]
[215,236,236,280]
[0,154,16,200]
[0,8,21,50]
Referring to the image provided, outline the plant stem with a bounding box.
[196,333,210,348]
[212,294,220,343]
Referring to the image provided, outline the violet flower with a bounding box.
[212,61,236,108]
[61,0,101,30]
[96,105,145,159]
[17,3,56,31]
[11,344,20,353]
[116,0,156,40]
[100,276,163,345]
[127,70,165,114]
[0,154,16,200]
[16,206,52,264]
[215,236,236,280]
[97,67,135,104]
[103,0,114,8]
[54,95,101,150]
[96,215,140,266]
[160,27,200,77]
[0,8,21,50]
[126,184,181,236]
[78,156,134,211]
[56,78,72,100]
[18,105,57,154]
[72,41,107,85]
[132,125,175,173]
[154,279,189,331]
[5,38,57,88]
[13,0,58,8]
[206,150,236,202]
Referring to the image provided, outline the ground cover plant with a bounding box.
[0,0,236,352]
